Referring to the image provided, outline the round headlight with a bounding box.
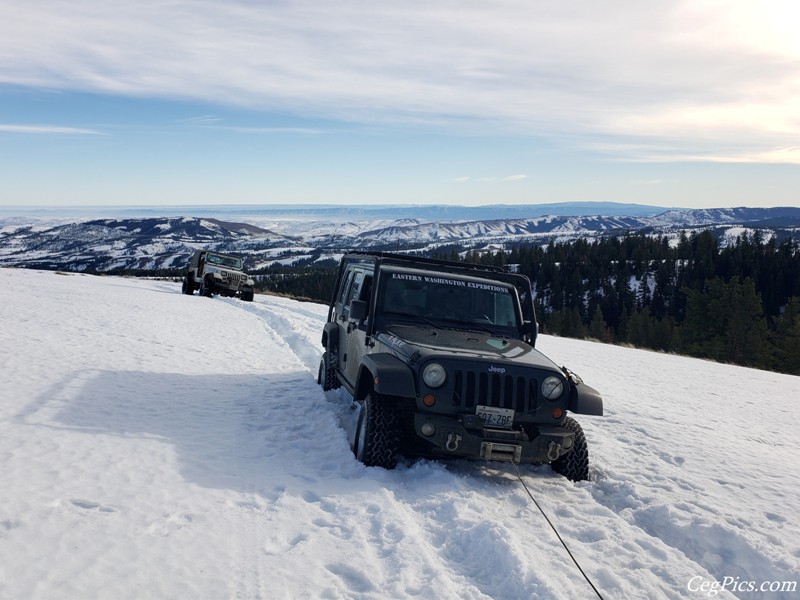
[541,376,564,400]
[422,363,447,388]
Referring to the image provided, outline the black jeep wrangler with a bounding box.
[318,252,603,481]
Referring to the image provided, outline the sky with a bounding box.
[1,0,799,209]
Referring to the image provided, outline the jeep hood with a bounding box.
[378,325,561,371]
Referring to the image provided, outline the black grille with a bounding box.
[221,271,245,282]
[451,369,537,412]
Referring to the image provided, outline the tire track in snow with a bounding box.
[220,295,325,375]
[181,291,347,597]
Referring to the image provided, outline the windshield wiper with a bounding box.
[437,316,498,336]
[382,311,439,328]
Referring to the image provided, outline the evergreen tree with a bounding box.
[651,316,678,352]
[628,307,654,348]
[588,306,611,341]
[564,307,587,338]
[724,277,770,366]
[772,297,800,375]
[680,277,770,366]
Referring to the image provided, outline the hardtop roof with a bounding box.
[343,251,519,280]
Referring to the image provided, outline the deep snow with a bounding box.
[1,269,798,599]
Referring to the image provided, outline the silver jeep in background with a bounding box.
[181,250,255,302]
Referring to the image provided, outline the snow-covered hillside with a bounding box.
[2,206,799,272]
[1,268,798,599]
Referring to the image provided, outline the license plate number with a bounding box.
[476,405,514,428]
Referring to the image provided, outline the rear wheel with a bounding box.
[551,416,589,482]
[318,351,340,391]
[353,392,399,469]
[181,274,195,295]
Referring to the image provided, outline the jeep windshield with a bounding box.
[377,268,521,333]
[206,253,242,270]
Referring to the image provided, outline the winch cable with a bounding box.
[509,461,605,600]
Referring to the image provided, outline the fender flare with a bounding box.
[322,321,339,350]
[354,353,416,400]
[568,381,604,416]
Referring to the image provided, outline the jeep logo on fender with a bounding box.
[488,365,506,374]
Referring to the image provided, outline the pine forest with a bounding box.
[256,230,800,376]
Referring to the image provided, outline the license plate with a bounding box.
[476,405,514,428]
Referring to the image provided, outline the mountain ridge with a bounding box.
[0,201,671,220]
[1,206,798,272]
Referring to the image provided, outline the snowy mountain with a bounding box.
[0,217,295,271]
[1,206,798,271]
[1,268,798,599]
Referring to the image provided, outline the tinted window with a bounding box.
[345,271,364,307]
[338,269,355,305]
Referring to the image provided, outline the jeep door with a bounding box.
[335,266,373,388]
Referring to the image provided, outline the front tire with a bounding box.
[199,275,214,298]
[353,393,399,469]
[551,416,589,482]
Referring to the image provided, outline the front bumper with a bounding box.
[212,277,253,293]
[217,282,251,293]
[413,414,574,463]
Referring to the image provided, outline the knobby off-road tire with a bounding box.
[241,289,254,302]
[181,275,195,295]
[551,416,589,482]
[199,275,214,298]
[354,392,400,469]
[317,352,340,391]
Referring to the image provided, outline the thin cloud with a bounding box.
[647,148,800,165]
[1,1,798,162]
[0,124,106,135]
[180,115,225,126]
[473,174,529,184]
[180,116,326,134]
[226,127,326,135]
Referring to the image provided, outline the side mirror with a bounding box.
[521,320,536,344]
[349,299,368,322]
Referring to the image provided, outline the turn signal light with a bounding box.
[551,407,563,419]
[423,394,436,407]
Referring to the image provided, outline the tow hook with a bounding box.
[547,441,562,461]
[446,432,462,452]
